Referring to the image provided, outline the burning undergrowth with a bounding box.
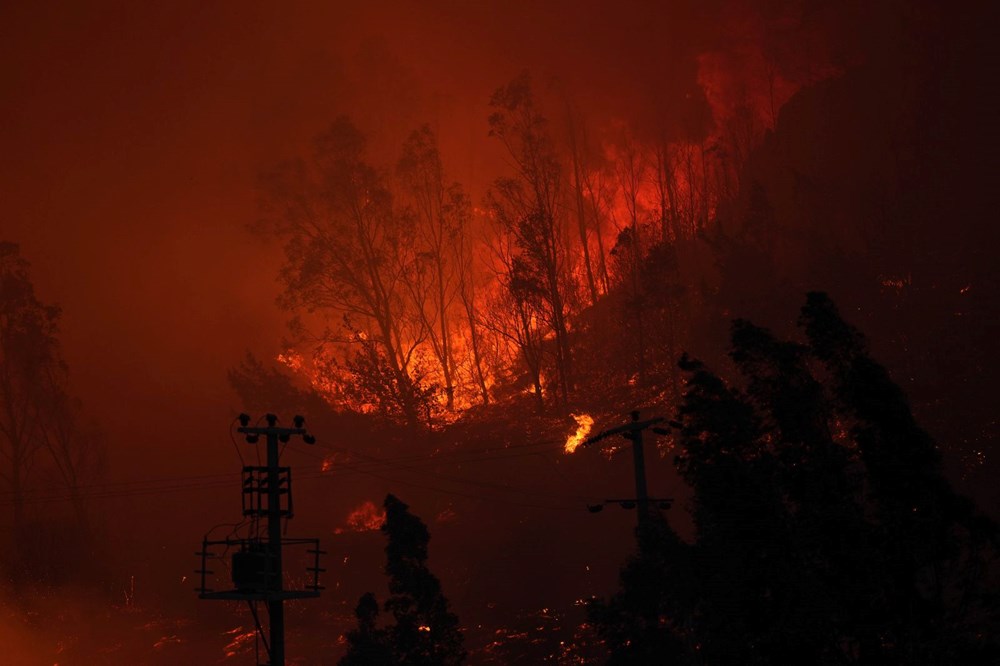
[334,500,385,534]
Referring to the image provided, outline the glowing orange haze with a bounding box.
[266,20,829,422]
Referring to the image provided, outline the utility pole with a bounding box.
[197,414,323,666]
[583,410,671,530]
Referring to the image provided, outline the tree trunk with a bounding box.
[584,175,611,293]
[436,260,455,410]
[463,297,490,406]
[566,111,599,306]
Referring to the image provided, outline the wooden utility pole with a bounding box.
[584,410,671,530]
[197,414,323,666]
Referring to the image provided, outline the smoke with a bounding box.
[0,615,41,665]
[2,0,983,660]
[0,0,876,449]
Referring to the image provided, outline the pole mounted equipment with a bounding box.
[582,410,672,529]
[196,414,325,666]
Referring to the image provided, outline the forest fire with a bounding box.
[1,0,996,664]
[564,414,595,453]
[261,22,834,428]
[246,0,837,428]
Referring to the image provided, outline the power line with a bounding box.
[310,441,595,503]
[0,434,600,509]
[0,470,240,497]
[1,450,586,510]
[0,476,242,506]
[302,455,580,512]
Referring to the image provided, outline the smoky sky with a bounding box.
[2,2,988,658]
[0,0,884,504]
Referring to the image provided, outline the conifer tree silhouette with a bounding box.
[590,293,998,665]
[340,592,392,666]
[339,494,465,666]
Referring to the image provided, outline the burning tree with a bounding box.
[481,232,547,411]
[564,101,609,306]
[259,117,432,428]
[396,125,474,411]
[487,72,573,406]
[610,127,651,387]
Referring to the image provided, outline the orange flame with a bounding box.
[564,413,594,453]
[334,500,385,534]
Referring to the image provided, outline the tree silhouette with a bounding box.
[587,512,692,665]
[257,117,430,428]
[340,592,393,666]
[397,125,472,411]
[590,292,998,664]
[799,292,999,662]
[340,494,465,666]
[227,351,331,419]
[488,71,573,406]
[0,242,107,584]
[0,242,61,558]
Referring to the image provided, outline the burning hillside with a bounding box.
[1,0,996,663]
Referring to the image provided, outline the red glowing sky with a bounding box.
[1,2,996,662]
[0,0,733,473]
[0,0,927,535]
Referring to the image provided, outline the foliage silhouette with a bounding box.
[0,242,106,584]
[487,71,573,406]
[589,292,998,665]
[340,592,393,666]
[257,117,431,429]
[340,494,466,666]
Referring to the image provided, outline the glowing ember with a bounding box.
[222,627,256,659]
[334,500,385,534]
[436,507,457,523]
[276,350,304,371]
[564,414,594,454]
[153,635,183,650]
